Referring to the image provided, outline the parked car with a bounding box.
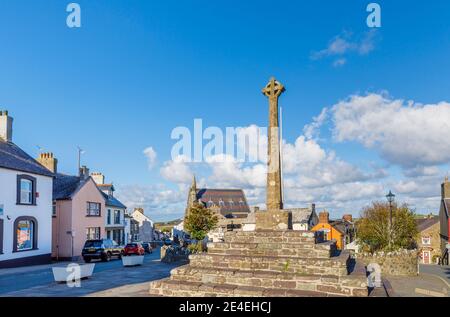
[123,243,145,256]
[82,239,124,263]
[141,242,153,254]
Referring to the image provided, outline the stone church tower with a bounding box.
[185,175,198,219]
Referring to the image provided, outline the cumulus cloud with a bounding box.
[143,147,157,169]
[331,93,450,168]
[115,184,186,221]
[160,155,193,184]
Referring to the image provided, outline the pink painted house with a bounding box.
[39,154,107,260]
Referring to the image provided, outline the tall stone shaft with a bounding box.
[262,77,285,210]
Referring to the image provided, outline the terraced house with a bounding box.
[0,111,53,268]
[91,172,128,245]
[50,163,106,261]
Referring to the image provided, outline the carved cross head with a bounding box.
[262,77,285,99]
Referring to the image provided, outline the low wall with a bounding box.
[160,245,190,263]
[356,249,418,276]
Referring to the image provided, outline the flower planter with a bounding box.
[52,263,95,283]
[122,255,144,267]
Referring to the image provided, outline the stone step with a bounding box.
[188,252,349,276]
[207,241,334,258]
[149,279,365,297]
[224,230,316,244]
[170,266,367,297]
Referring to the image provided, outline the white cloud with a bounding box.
[331,93,450,168]
[115,184,186,222]
[143,147,157,169]
[312,30,379,66]
[160,155,193,184]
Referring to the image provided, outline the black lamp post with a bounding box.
[386,190,396,247]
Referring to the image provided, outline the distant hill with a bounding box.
[154,219,183,232]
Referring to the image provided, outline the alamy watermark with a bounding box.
[170,119,281,172]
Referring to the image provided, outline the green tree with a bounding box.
[356,201,418,253]
[184,203,218,241]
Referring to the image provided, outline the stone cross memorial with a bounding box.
[149,78,368,297]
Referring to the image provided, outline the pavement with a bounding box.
[0,248,183,297]
[387,265,450,297]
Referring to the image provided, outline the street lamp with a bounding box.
[386,190,395,248]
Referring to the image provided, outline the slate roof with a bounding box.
[102,192,127,209]
[0,140,53,177]
[416,216,439,232]
[53,174,87,200]
[196,189,250,216]
[290,208,314,223]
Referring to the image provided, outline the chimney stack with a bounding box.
[79,165,90,180]
[319,211,329,224]
[37,152,58,174]
[91,172,105,185]
[342,214,353,222]
[442,177,450,199]
[0,110,13,143]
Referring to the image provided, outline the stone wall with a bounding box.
[160,245,190,263]
[356,249,418,276]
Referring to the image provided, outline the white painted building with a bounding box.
[131,208,155,242]
[0,111,54,268]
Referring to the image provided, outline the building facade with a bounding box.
[416,215,440,264]
[0,111,54,268]
[52,165,106,260]
[439,177,450,265]
[131,208,154,242]
[91,173,128,245]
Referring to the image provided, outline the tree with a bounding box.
[184,203,218,241]
[356,201,418,253]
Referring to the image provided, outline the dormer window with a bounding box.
[219,199,225,207]
[208,200,214,207]
[229,200,234,207]
[17,175,36,205]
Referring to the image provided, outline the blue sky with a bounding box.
[1,1,450,221]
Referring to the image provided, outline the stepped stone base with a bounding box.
[149,230,368,297]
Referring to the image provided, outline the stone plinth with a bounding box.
[255,210,291,231]
[149,231,368,297]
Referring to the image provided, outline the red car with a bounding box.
[123,243,145,256]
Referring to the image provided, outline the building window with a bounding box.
[219,199,225,207]
[229,200,234,207]
[17,175,36,205]
[114,210,121,224]
[422,236,431,245]
[107,209,111,224]
[87,202,101,217]
[86,227,100,240]
[13,216,38,252]
[52,202,57,217]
